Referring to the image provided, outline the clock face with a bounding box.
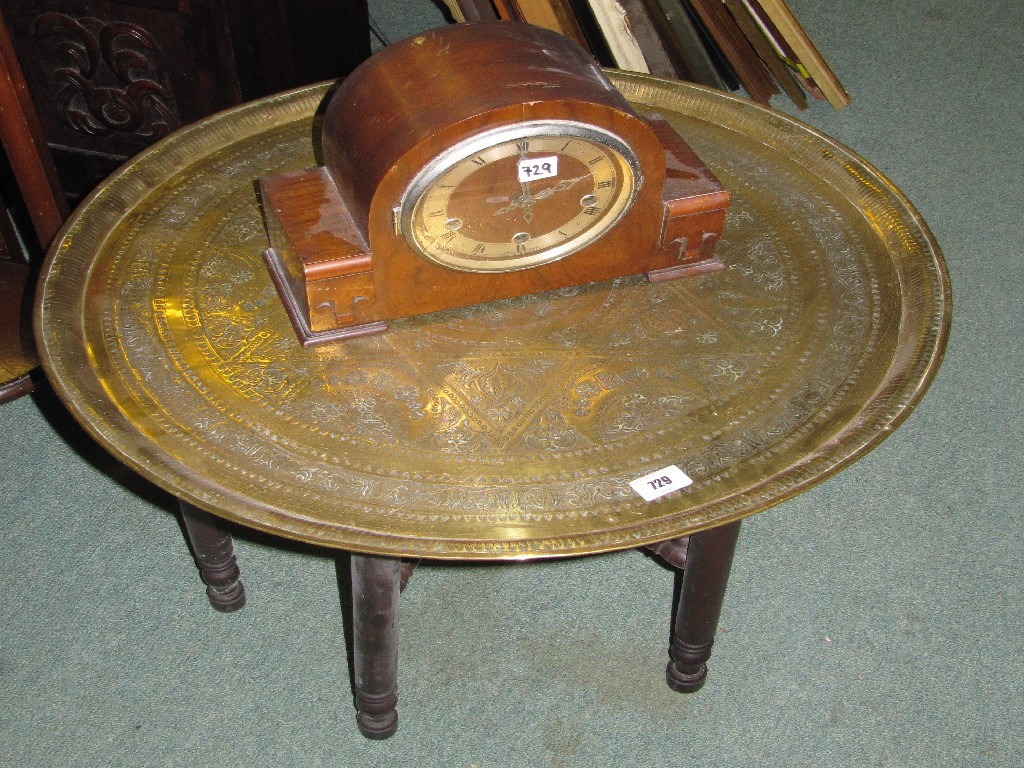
[399,121,640,272]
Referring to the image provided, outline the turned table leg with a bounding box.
[351,552,402,739]
[666,520,741,693]
[179,500,246,612]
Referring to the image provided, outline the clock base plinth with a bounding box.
[646,254,725,282]
[264,248,388,347]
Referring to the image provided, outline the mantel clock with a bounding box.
[259,21,730,345]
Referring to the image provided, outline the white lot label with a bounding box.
[517,156,558,183]
[629,465,693,501]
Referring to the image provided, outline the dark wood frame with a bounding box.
[179,511,741,739]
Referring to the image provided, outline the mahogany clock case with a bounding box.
[259,22,730,345]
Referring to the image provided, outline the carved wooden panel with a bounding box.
[5,1,223,160]
[0,0,370,201]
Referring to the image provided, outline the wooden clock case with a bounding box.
[259,22,730,345]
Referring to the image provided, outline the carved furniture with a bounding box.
[0,0,370,204]
[34,74,950,738]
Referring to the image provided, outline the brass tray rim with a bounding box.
[34,74,951,560]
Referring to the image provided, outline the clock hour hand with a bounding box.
[491,175,590,218]
[520,181,534,224]
[493,184,536,220]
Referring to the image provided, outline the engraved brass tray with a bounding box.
[35,73,950,559]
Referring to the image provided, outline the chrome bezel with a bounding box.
[398,120,642,272]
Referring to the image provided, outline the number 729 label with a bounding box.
[517,155,558,183]
[629,465,693,501]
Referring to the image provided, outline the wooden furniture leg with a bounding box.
[179,500,246,613]
[350,552,402,739]
[666,520,741,692]
[0,13,69,402]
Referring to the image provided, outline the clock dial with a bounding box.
[401,122,640,272]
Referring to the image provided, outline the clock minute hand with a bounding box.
[532,174,590,200]
[491,174,590,217]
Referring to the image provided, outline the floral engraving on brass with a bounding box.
[36,75,950,559]
[33,12,178,139]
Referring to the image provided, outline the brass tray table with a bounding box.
[35,73,950,739]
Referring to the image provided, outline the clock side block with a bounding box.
[646,116,731,278]
[258,167,381,333]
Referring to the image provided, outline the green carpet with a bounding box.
[2,0,1021,765]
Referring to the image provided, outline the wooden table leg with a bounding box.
[666,520,741,693]
[351,552,402,739]
[179,500,246,613]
